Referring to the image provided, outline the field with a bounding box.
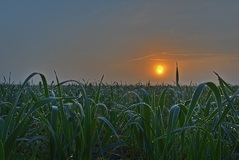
[1,72,239,159]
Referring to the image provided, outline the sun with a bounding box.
[156,65,164,75]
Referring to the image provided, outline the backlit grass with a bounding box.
[0,72,239,159]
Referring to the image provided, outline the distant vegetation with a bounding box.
[0,71,239,159]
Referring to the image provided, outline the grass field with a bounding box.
[1,72,239,159]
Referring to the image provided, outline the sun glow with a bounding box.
[156,65,164,75]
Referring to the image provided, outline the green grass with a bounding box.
[0,72,239,159]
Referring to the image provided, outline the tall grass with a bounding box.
[0,71,239,159]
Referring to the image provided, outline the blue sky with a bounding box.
[1,1,239,84]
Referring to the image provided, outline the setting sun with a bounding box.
[156,65,164,75]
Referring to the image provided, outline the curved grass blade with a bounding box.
[206,82,222,116]
[221,125,235,142]
[98,116,119,138]
[38,113,65,159]
[15,72,49,105]
[4,97,60,159]
[100,140,127,156]
[2,72,49,144]
[185,83,206,124]
[54,71,72,146]
[167,105,180,136]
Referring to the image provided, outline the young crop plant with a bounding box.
[0,71,239,159]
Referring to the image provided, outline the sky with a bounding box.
[1,1,239,85]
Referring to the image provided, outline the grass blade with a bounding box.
[98,116,119,138]
[0,140,5,160]
[185,83,206,124]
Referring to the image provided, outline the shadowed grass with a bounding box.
[0,72,239,159]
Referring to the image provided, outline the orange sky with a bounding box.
[1,1,239,85]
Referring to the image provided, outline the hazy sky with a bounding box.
[1,1,239,85]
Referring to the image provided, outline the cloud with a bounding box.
[127,54,156,62]
[147,58,176,62]
[159,52,219,57]
[127,52,236,63]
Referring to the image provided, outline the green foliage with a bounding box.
[0,72,239,159]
